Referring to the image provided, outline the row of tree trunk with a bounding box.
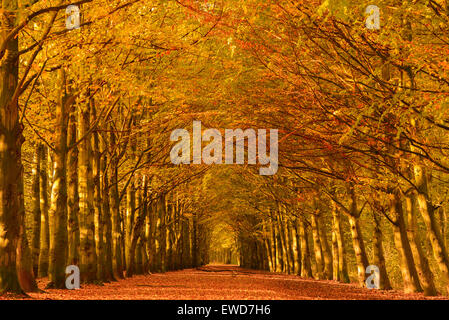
[2,67,211,293]
[237,184,449,296]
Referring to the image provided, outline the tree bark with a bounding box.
[372,213,392,290]
[389,190,422,293]
[31,143,41,276]
[78,94,97,283]
[310,213,324,279]
[412,161,449,294]
[67,111,79,266]
[100,131,114,281]
[17,166,39,292]
[299,217,312,278]
[109,120,123,279]
[0,0,23,294]
[331,202,349,283]
[47,69,69,289]
[346,184,369,286]
[91,102,105,282]
[405,194,437,296]
[317,213,333,280]
[38,145,50,278]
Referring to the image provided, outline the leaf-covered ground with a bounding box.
[3,265,448,300]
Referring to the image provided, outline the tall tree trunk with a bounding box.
[389,190,422,293]
[412,160,449,294]
[348,215,369,286]
[38,145,50,278]
[288,219,298,274]
[17,166,39,292]
[310,213,324,279]
[125,177,136,276]
[192,209,198,268]
[332,201,349,283]
[78,94,97,283]
[100,132,113,281]
[180,215,191,269]
[110,157,123,279]
[269,211,280,272]
[31,143,41,276]
[331,213,339,281]
[146,202,156,271]
[67,111,79,266]
[331,202,349,283]
[0,0,23,294]
[137,175,149,274]
[108,114,125,279]
[127,176,149,277]
[372,213,392,290]
[167,202,174,271]
[294,218,301,275]
[439,206,446,250]
[277,210,290,274]
[299,218,312,278]
[159,195,167,271]
[346,184,369,286]
[262,220,273,272]
[317,213,333,280]
[136,186,145,274]
[91,102,104,282]
[405,194,437,296]
[47,69,69,289]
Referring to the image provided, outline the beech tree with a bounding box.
[2,0,449,299]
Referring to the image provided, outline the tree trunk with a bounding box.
[181,215,191,268]
[127,176,149,277]
[331,202,349,283]
[125,176,136,276]
[412,161,449,294]
[348,215,369,286]
[192,209,198,268]
[78,94,97,283]
[67,111,79,266]
[389,190,422,293]
[346,184,369,286]
[317,213,333,280]
[109,121,124,279]
[47,69,69,289]
[299,218,312,278]
[159,195,167,271]
[277,211,290,274]
[405,194,437,296]
[262,220,273,272]
[17,167,39,292]
[100,132,113,281]
[372,213,392,290]
[289,220,299,274]
[146,202,155,271]
[38,145,50,278]
[91,102,104,282]
[31,143,41,276]
[269,211,280,272]
[294,218,302,275]
[311,213,324,279]
[0,0,23,294]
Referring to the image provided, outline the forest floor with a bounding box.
[2,264,448,300]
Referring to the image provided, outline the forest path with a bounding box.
[18,264,448,300]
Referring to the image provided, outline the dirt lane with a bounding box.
[5,264,448,300]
